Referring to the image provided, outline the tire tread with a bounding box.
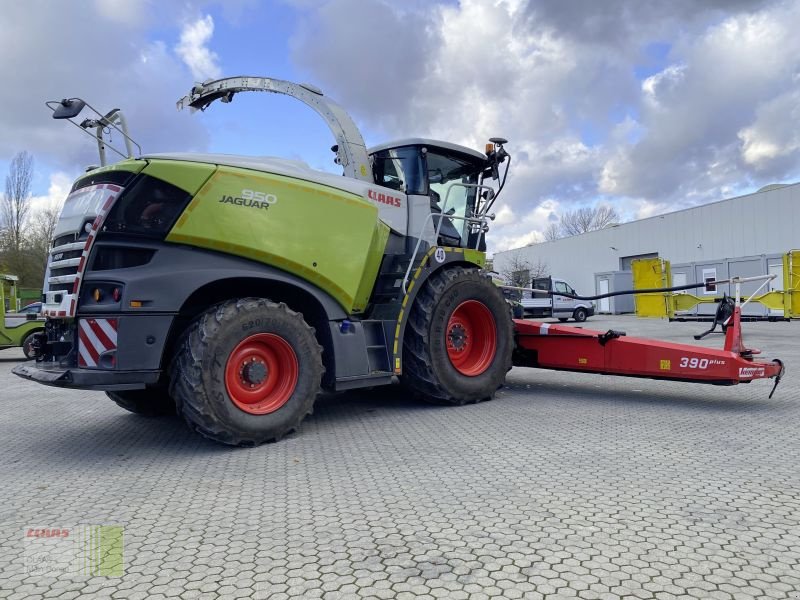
[168,298,323,446]
[402,266,513,405]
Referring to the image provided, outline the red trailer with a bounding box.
[512,276,784,396]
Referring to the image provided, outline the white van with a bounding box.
[520,277,595,322]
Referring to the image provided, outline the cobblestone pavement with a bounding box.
[1,316,798,599]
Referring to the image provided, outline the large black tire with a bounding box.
[169,298,323,446]
[573,307,588,322]
[402,266,513,405]
[106,388,176,416]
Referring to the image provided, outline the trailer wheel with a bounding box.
[574,307,588,322]
[22,331,40,360]
[169,298,323,446]
[106,388,176,416]
[402,266,513,405]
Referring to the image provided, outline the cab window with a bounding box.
[554,281,569,295]
[426,150,481,246]
[533,279,550,291]
[371,147,425,195]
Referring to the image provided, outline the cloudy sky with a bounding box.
[2,0,799,254]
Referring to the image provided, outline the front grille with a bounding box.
[48,239,85,293]
[44,180,129,317]
[53,233,77,248]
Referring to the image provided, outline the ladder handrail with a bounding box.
[402,182,496,294]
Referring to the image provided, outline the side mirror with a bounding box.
[52,98,86,120]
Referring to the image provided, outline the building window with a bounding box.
[701,268,717,295]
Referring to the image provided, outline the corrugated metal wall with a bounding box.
[493,183,800,298]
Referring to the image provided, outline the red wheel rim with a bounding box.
[225,333,299,415]
[446,300,497,376]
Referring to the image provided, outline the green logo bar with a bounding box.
[82,525,124,576]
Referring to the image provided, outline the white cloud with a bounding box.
[292,0,800,254]
[10,0,798,259]
[493,204,515,226]
[740,134,782,165]
[291,0,439,132]
[739,88,800,169]
[175,15,222,82]
[601,3,800,203]
[28,172,72,216]
[641,64,686,107]
[491,199,562,252]
[611,197,670,221]
[93,0,151,25]
[0,2,210,175]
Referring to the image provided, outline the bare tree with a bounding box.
[1,151,34,253]
[500,253,550,289]
[31,200,60,246]
[560,205,619,236]
[26,199,62,283]
[543,222,561,242]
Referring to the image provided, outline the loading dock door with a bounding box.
[768,262,784,317]
[598,279,610,313]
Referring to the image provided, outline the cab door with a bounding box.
[552,280,572,317]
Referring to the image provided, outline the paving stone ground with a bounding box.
[1,316,798,599]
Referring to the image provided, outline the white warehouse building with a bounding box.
[492,182,799,317]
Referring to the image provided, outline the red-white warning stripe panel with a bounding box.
[78,318,118,368]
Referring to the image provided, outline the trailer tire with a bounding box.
[107,388,176,416]
[22,331,40,360]
[402,266,513,405]
[574,307,588,322]
[169,298,323,446]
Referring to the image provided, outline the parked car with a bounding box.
[1,276,44,359]
[18,302,42,315]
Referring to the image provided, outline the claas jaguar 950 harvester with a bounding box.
[14,77,784,446]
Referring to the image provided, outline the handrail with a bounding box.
[401,182,496,294]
